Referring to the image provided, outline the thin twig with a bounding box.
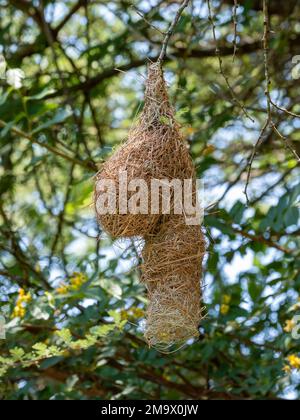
[244,0,300,203]
[244,121,270,204]
[207,0,254,123]
[233,227,293,255]
[251,166,295,205]
[132,5,166,35]
[157,0,191,64]
[232,0,239,61]
[261,0,300,142]
[272,123,300,163]
[262,0,272,119]
[0,119,97,171]
[245,2,272,204]
[210,161,247,208]
[270,100,300,119]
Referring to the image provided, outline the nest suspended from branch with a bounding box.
[142,217,205,288]
[144,281,203,350]
[94,63,194,238]
[142,216,206,349]
[94,62,205,349]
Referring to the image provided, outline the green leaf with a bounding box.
[176,107,189,117]
[56,329,73,344]
[206,216,234,235]
[32,108,72,134]
[90,324,116,337]
[230,201,245,224]
[248,280,262,302]
[26,89,56,101]
[284,207,299,227]
[32,342,48,356]
[0,88,12,106]
[9,347,25,360]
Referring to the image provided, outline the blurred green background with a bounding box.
[0,0,300,400]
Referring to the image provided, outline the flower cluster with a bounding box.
[121,306,145,321]
[283,354,300,374]
[56,272,88,295]
[220,295,231,316]
[0,54,25,89]
[12,288,32,319]
[288,298,300,313]
[284,319,296,333]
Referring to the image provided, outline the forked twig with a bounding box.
[272,123,300,163]
[132,5,166,36]
[270,100,300,119]
[244,0,300,203]
[158,0,191,64]
[244,121,270,204]
[207,0,254,123]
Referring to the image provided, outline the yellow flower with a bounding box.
[56,272,87,294]
[12,304,26,319]
[283,365,292,374]
[220,295,231,315]
[284,319,296,333]
[56,284,68,295]
[287,355,300,370]
[202,145,216,156]
[222,295,231,305]
[70,272,87,291]
[11,288,31,319]
[289,302,300,312]
[22,292,31,303]
[220,304,230,315]
[121,307,145,321]
[120,309,129,321]
[185,127,197,135]
[130,307,144,319]
[17,288,31,303]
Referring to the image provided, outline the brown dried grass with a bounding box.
[94,63,194,238]
[94,63,205,349]
[142,216,206,349]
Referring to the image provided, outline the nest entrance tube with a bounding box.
[142,217,205,349]
[94,63,205,349]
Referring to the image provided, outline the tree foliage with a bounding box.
[0,0,300,400]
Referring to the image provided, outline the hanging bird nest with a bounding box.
[142,217,205,287]
[94,63,194,238]
[142,216,206,348]
[94,62,205,349]
[144,281,203,350]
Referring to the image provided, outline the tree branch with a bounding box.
[157,0,191,64]
[0,119,97,172]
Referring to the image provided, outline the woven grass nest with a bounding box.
[94,62,205,349]
[95,63,194,238]
[142,216,205,349]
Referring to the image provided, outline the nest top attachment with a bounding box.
[140,62,177,131]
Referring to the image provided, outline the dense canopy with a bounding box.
[0,0,300,400]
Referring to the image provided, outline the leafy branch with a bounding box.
[0,119,97,172]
